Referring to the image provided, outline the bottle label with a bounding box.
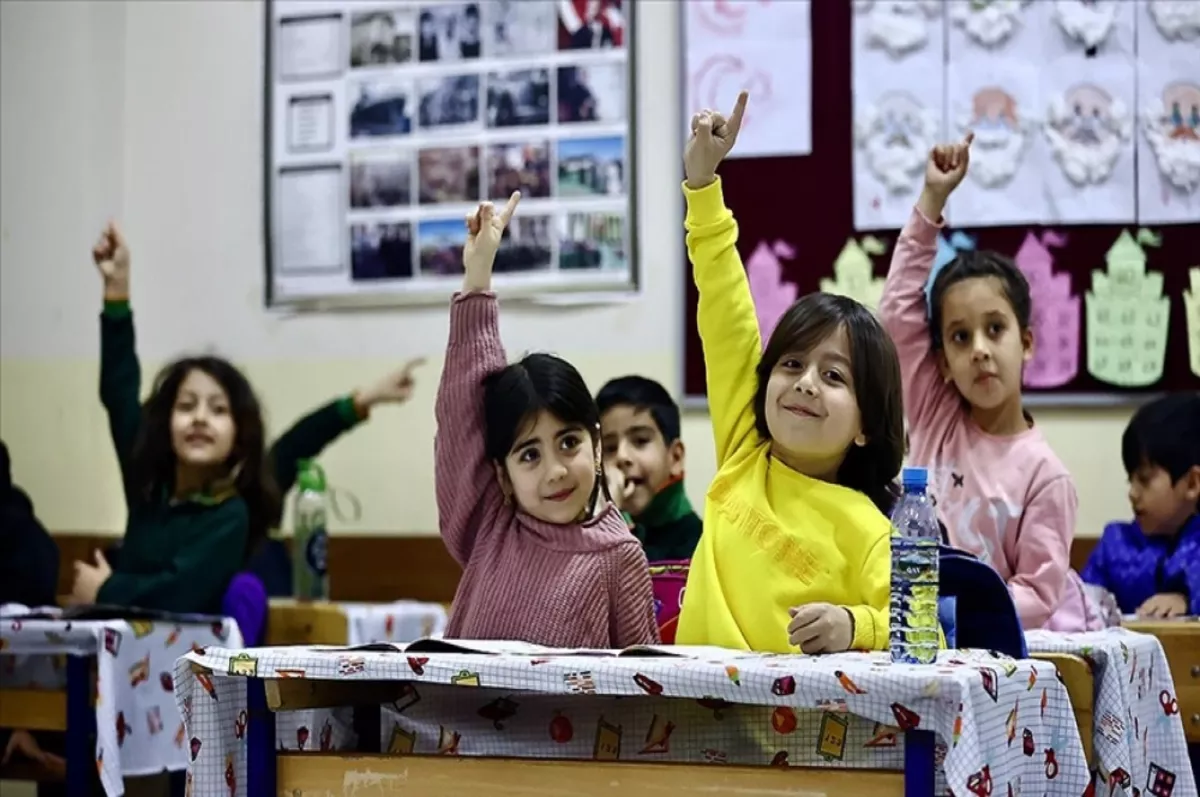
[305,529,328,576]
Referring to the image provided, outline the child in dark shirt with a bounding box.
[1082,393,1200,618]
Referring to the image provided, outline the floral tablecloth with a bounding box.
[175,644,1091,797]
[1027,627,1197,797]
[0,605,241,797]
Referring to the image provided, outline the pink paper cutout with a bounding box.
[745,240,798,347]
[1015,231,1081,389]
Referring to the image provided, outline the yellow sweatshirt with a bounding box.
[675,178,892,653]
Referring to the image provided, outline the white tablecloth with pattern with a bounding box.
[0,606,241,797]
[174,644,1091,797]
[1026,627,1197,797]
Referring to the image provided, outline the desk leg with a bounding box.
[246,679,275,797]
[65,654,95,797]
[904,729,935,797]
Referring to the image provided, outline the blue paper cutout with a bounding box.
[925,231,977,315]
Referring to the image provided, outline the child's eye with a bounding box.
[950,330,968,344]
[519,448,539,464]
[632,435,652,448]
[601,442,617,455]
[559,435,581,451]
[988,322,1004,336]
[823,370,845,384]
[781,358,803,370]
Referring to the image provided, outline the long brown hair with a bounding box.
[753,293,905,515]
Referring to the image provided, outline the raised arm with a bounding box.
[434,194,520,567]
[609,542,660,647]
[270,360,424,495]
[877,136,973,434]
[1005,476,1076,629]
[93,224,142,502]
[683,93,760,464]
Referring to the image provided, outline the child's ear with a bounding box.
[1182,465,1200,503]
[936,350,953,384]
[493,461,513,500]
[667,438,686,479]
[1021,326,1035,363]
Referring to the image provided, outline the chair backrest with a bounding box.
[647,560,689,644]
[939,546,1028,658]
[222,572,268,647]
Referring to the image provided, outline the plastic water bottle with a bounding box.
[890,466,940,664]
[293,459,329,601]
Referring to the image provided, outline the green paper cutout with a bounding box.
[821,237,887,311]
[1187,268,1200,379]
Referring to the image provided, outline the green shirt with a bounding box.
[628,478,703,563]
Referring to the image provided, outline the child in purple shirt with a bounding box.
[1082,393,1200,618]
[879,135,1095,631]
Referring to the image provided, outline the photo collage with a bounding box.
[272,0,632,300]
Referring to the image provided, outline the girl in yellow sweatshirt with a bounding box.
[677,92,906,654]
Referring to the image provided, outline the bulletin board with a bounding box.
[262,0,639,310]
[681,1,1200,406]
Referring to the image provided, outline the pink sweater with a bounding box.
[879,209,1089,631]
[434,292,659,648]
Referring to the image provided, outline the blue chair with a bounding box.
[938,545,1028,658]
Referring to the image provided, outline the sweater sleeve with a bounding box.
[270,397,364,496]
[435,292,508,567]
[610,542,660,647]
[877,208,960,437]
[1007,476,1077,629]
[97,502,249,613]
[683,179,761,466]
[1079,524,1115,591]
[845,534,890,651]
[99,301,143,503]
[1166,527,1200,616]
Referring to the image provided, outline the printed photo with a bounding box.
[350,78,414,139]
[559,212,626,271]
[417,218,467,276]
[418,3,482,63]
[483,0,556,57]
[557,136,625,197]
[418,74,481,129]
[350,151,413,209]
[418,145,480,204]
[350,9,415,68]
[495,215,553,273]
[351,222,414,281]
[486,68,551,128]
[486,141,552,200]
[558,64,626,123]
[558,0,625,50]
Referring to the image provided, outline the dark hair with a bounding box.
[928,250,1032,350]
[754,293,905,516]
[596,376,681,443]
[1122,393,1200,509]
[128,356,282,554]
[483,353,613,512]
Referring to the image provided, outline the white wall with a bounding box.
[0,0,1134,538]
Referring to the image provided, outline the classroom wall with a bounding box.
[0,0,1136,540]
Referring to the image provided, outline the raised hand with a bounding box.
[923,132,974,198]
[356,358,427,410]
[462,192,521,293]
[92,222,131,300]
[683,91,749,190]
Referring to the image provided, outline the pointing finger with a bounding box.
[726,90,749,136]
[498,191,521,227]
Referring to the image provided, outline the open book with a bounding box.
[347,637,736,660]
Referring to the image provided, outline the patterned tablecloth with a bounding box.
[0,606,241,797]
[1027,627,1197,797]
[175,644,1092,797]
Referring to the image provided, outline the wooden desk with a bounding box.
[266,599,350,646]
[1123,620,1200,743]
[1030,652,1095,764]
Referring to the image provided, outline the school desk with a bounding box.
[1027,626,1198,795]
[265,599,447,646]
[1123,619,1200,744]
[0,613,239,797]
[174,644,1092,797]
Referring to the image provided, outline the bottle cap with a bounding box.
[297,459,327,493]
[901,466,928,490]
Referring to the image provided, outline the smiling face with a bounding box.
[498,410,599,524]
[936,276,1033,412]
[170,368,236,473]
[763,325,866,481]
[600,405,684,518]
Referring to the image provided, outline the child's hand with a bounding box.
[92,222,130,300]
[787,603,854,654]
[684,91,748,190]
[3,729,66,778]
[604,464,636,512]
[355,358,426,412]
[1136,592,1188,619]
[922,133,974,202]
[68,550,111,606]
[462,192,521,293]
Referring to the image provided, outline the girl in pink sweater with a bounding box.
[435,193,658,648]
[879,136,1101,632]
